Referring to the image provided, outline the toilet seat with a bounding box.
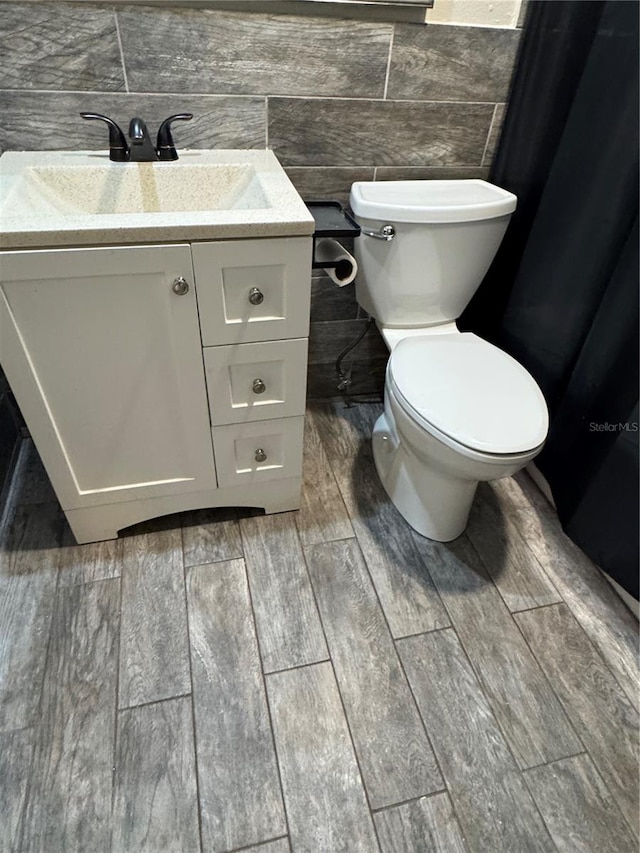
[387,332,548,455]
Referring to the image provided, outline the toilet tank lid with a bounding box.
[350,180,517,223]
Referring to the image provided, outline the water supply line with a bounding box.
[335,317,375,404]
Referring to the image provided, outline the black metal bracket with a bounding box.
[305,201,361,270]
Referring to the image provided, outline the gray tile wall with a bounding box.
[0,2,521,399]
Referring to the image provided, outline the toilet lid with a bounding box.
[388,333,549,454]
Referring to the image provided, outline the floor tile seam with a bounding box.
[241,555,293,846]
[419,617,560,849]
[577,752,640,840]
[299,541,383,849]
[511,601,567,616]
[182,548,245,571]
[238,509,331,670]
[13,562,61,851]
[370,786,449,814]
[469,500,640,704]
[392,624,453,643]
[316,440,357,540]
[111,567,125,839]
[14,568,114,849]
[434,532,636,835]
[453,606,542,762]
[287,509,331,664]
[297,412,631,737]
[225,833,290,853]
[314,427,454,806]
[117,691,193,714]
[510,604,601,753]
[264,658,332,677]
[180,553,206,853]
[516,525,564,603]
[505,488,620,609]
[521,747,640,845]
[323,656,383,850]
[294,468,356,543]
[391,627,469,839]
[296,533,357,549]
[465,515,563,612]
[181,507,245,569]
[116,534,191,709]
[61,568,122,589]
[308,534,451,813]
[310,406,361,471]
[532,594,640,709]
[420,541,585,771]
[520,750,588,774]
[512,603,640,833]
[390,638,502,853]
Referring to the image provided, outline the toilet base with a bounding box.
[372,411,477,541]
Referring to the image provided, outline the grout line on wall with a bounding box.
[265,96,269,149]
[382,25,395,100]
[480,102,500,167]
[257,95,499,106]
[286,165,379,171]
[0,88,499,109]
[0,88,264,100]
[285,165,488,172]
[113,12,130,94]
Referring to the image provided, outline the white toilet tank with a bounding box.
[350,180,517,328]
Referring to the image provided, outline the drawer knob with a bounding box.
[252,378,266,395]
[248,287,264,305]
[172,276,189,296]
[254,448,267,463]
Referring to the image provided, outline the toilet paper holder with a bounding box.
[305,200,361,271]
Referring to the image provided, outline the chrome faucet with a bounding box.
[80,113,193,162]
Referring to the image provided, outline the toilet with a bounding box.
[350,179,549,541]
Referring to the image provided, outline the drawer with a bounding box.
[203,338,308,426]
[212,416,304,487]
[192,237,311,345]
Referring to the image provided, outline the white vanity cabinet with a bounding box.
[0,236,312,543]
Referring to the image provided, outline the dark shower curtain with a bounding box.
[462,0,639,598]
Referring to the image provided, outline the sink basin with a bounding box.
[11,162,267,216]
[0,150,314,249]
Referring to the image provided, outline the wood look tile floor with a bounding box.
[1,402,638,853]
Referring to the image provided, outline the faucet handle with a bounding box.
[80,112,129,162]
[156,113,193,161]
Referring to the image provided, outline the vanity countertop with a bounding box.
[0,149,314,250]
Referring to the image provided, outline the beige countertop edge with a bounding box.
[0,218,315,251]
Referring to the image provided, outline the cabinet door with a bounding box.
[0,244,216,510]
[192,237,311,345]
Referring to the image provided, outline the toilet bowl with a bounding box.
[350,179,549,541]
[373,332,547,540]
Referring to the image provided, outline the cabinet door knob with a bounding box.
[254,448,267,463]
[172,276,189,296]
[248,287,264,305]
[252,378,266,395]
